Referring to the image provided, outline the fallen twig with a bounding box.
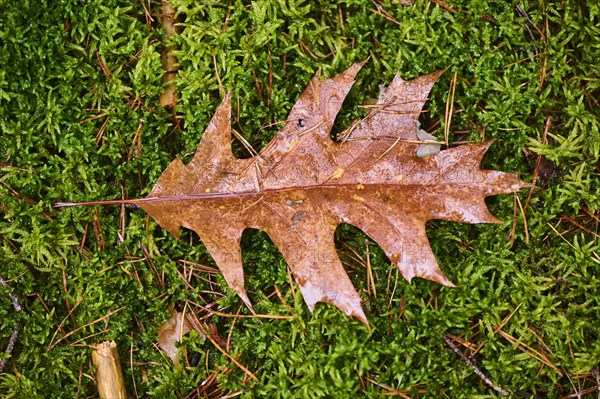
[561,385,600,399]
[0,274,22,373]
[443,334,511,396]
[159,0,179,109]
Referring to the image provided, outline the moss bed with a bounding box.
[1,0,599,397]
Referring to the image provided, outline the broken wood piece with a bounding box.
[159,0,178,109]
[92,341,127,399]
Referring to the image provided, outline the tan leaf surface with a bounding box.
[157,310,198,364]
[140,63,527,324]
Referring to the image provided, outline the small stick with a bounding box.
[159,0,178,109]
[561,385,600,399]
[444,334,511,396]
[92,341,128,399]
[0,323,20,373]
[592,366,600,399]
[0,275,22,373]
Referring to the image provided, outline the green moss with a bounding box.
[1,0,599,397]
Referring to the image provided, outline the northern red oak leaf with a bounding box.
[58,62,527,324]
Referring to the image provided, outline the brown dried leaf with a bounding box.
[157,309,201,365]
[138,63,526,324]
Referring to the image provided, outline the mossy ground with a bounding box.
[1,0,599,397]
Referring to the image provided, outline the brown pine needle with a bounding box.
[47,307,125,352]
[48,293,87,350]
[515,194,530,244]
[188,300,292,320]
[186,310,258,381]
[497,330,561,373]
[365,239,377,298]
[444,70,458,146]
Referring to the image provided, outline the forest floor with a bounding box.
[1,0,599,398]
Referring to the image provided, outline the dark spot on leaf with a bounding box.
[291,211,307,223]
